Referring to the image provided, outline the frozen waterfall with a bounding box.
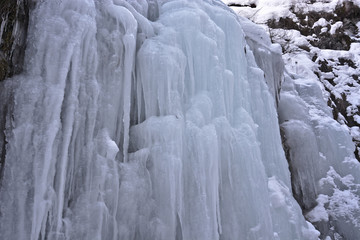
[0,0,320,239]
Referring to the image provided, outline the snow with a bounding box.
[294,0,360,13]
[229,0,296,24]
[302,222,321,240]
[330,21,343,35]
[306,194,330,223]
[313,18,329,28]
[355,116,360,124]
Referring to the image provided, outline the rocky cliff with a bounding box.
[0,0,29,81]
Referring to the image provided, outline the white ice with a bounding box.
[0,0,320,240]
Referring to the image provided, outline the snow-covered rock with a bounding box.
[226,0,360,238]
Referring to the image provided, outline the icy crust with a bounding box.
[0,0,317,239]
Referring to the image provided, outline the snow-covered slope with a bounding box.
[225,0,360,239]
[0,0,319,239]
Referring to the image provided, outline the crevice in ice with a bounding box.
[147,0,159,21]
[227,3,257,9]
[53,58,78,236]
[0,104,8,187]
[0,80,15,188]
[280,124,318,212]
[175,213,183,240]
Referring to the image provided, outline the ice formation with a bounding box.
[278,61,360,240]
[226,0,360,238]
[4,0,359,239]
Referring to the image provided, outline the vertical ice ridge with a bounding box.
[53,53,80,238]
[0,0,99,239]
[100,0,138,163]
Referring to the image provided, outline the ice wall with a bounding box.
[0,0,318,239]
[239,16,284,106]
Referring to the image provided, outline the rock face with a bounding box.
[0,0,29,81]
[0,0,29,188]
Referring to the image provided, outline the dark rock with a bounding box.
[318,59,333,72]
[311,54,318,62]
[0,0,29,81]
[267,17,300,31]
[334,1,360,22]
[338,57,357,69]
[325,78,336,86]
[355,145,360,162]
[227,3,257,8]
[310,32,352,50]
[298,44,311,52]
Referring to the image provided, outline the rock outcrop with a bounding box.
[0,0,29,81]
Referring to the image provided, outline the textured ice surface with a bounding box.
[225,1,360,238]
[279,71,360,239]
[0,0,318,239]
